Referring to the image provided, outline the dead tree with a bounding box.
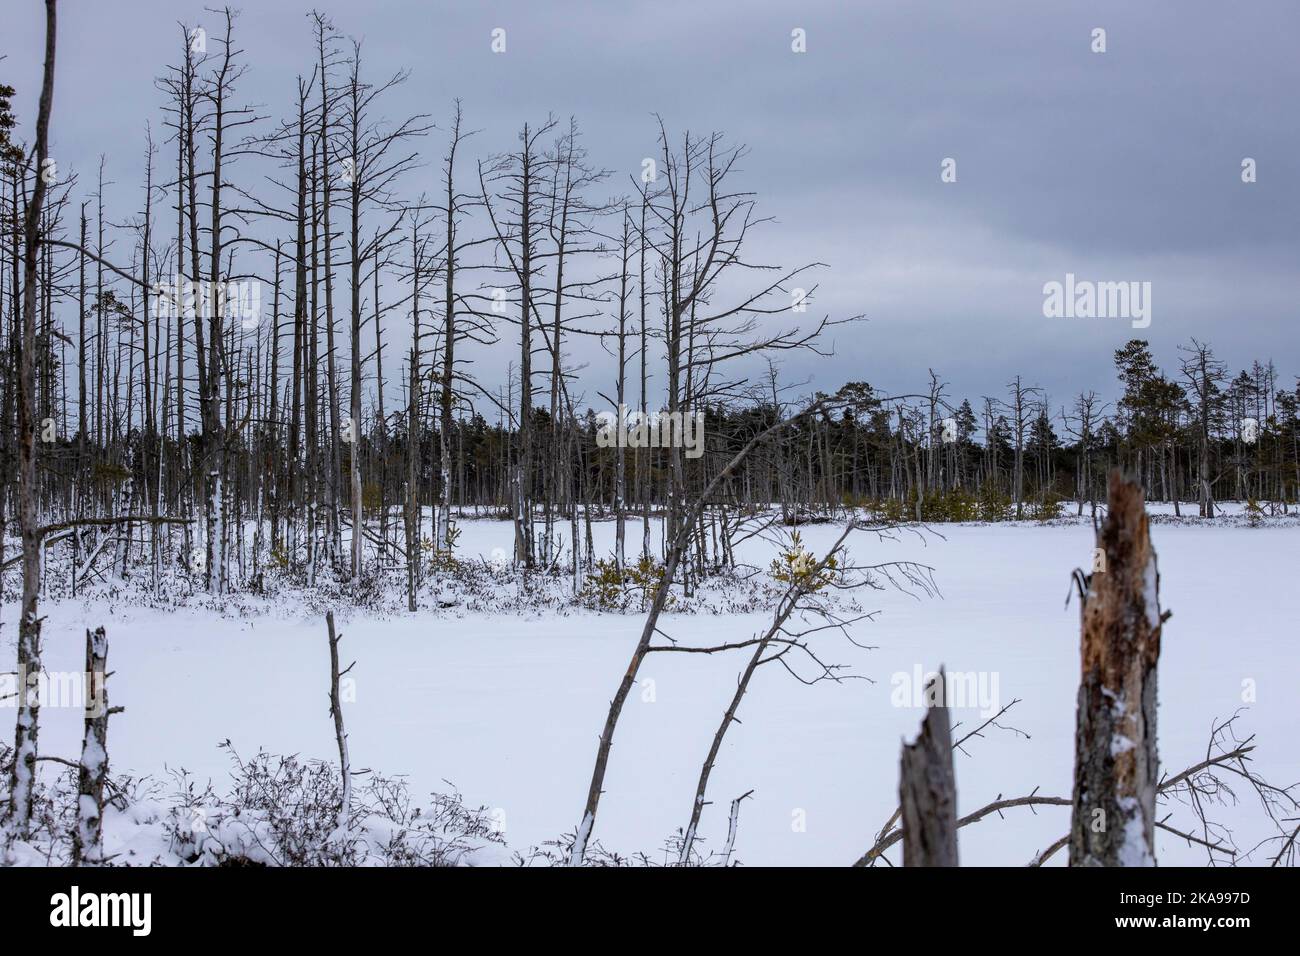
[479,118,557,568]
[898,669,958,866]
[1069,470,1164,866]
[1002,376,1041,519]
[404,210,427,610]
[674,520,863,863]
[416,102,483,563]
[338,36,429,580]
[642,121,839,568]
[202,8,236,593]
[1062,390,1106,517]
[610,208,633,570]
[73,626,118,866]
[6,0,57,842]
[436,102,470,554]
[325,610,353,835]
[853,697,1045,866]
[570,391,862,863]
[1178,340,1226,519]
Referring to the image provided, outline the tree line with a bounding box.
[0,4,1296,618]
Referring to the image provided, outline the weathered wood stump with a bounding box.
[1069,471,1163,866]
[899,668,958,867]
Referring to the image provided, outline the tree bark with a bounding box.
[72,626,111,866]
[1069,470,1162,866]
[899,668,959,867]
[326,610,352,834]
[7,0,56,842]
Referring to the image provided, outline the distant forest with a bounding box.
[1,10,1296,610]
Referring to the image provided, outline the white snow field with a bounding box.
[3,505,1297,866]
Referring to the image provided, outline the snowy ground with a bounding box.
[3,503,1296,865]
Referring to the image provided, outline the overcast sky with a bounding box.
[3,0,1298,412]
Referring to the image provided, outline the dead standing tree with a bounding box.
[337,36,429,580]
[1178,340,1227,519]
[567,397,838,863]
[1069,470,1165,866]
[670,520,937,863]
[72,626,121,866]
[1062,390,1107,518]
[6,0,56,843]
[402,206,432,609]
[325,610,353,835]
[478,118,557,568]
[568,390,916,864]
[674,521,858,863]
[435,102,478,556]
[641,120,838,571]
[195,6,260,594]
[1002,376,1041,520]
[898,669,958,867]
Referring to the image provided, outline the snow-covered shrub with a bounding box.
[161,744,506,867]
[3,738,504,867]
[768,530,837,593]
[1245,498,1265,527]
[977,484,1014,521]
[1028,492,1066,522]
[867,496,910,523]
[516,827,742,867]
[914,487,979,522]
[579,554,673,612]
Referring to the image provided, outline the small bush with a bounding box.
[977,485,1013,522]
[769,530,837,593]
[918,487,979,522]
[580,554,672,612]
[1027,492,1065,522]
[164,744,506,867]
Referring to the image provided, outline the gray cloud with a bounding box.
[3,0,1296,411]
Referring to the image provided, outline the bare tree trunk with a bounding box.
[72,626,112,866]
[347,94,363,582]
[325,610,352,834]
[613,211,630,570]
[202,9,240,596]
[570,396,837,863]
[678,523,853,863]
[316,18,343,570]
[439,104,465,553]
[515,127,535,568]
[288,79,309,568]
[406,219,421,611]
[899,668,958,867]
[1069,470,1163,867]
[7,0,56,842]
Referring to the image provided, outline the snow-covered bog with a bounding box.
[3,510,1298,866]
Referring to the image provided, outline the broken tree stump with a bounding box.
[73,626,111,866]
[1069,471,1163,866]
[899,668,959,867]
